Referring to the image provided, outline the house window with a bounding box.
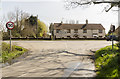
[74,29,78,33]
[99,30,103,33]
[56,29,60,33]
[67,29,71,33]
[83,29,87,33]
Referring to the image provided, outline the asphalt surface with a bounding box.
[2,40,112,77]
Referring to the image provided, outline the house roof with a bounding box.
[53,23,105,30]
[116,26,120,31]
[115,26,120,34]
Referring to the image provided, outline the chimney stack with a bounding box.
[76,20,79,24]
[86,19,88,25]
[61,21,63,24]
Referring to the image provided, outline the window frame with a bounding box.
[99,29,103,33]
[83,29,87,33]
[67,29,71,33]
[74,29,78,33]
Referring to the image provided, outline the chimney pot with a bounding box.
[86,19,88,25]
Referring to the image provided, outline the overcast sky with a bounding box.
[1,0,119,33]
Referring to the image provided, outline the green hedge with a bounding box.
[95,44,120,78]
[0,42,28,63]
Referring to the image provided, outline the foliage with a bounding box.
[37,20,47,37]
[28,15,37,26]
[0,42,28,63]
[95,44,120,78]
[21,28,36,38]
[2,32,9,39]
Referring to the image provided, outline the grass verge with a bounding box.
[95,43,120,79]
[0,42,28,63]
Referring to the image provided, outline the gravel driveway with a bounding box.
[2,40,111,77]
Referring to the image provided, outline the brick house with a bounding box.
[49,20,106,39]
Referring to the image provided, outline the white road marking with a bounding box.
[62,62,82,77]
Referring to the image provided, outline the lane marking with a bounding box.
[62,62,82,77]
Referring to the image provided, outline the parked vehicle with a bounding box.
[106,35,118,41]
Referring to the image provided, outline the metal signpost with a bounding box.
[110,25,115,51]
[6,21,14,51]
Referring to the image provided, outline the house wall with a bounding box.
[54,29,105,38]
[98,30,106,37]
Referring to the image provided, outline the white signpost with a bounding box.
[6,21,14,51]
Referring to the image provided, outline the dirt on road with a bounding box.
[2,41,111,77]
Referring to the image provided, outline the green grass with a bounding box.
[0,42,28,63]
[95,43,120,79]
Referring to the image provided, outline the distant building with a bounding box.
[49,20,106,39]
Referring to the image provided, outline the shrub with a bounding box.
[95,44,120,78]
[1,42,27,63]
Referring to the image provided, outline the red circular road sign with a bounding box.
[6,21,14,30]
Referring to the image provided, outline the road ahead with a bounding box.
[2,41,111,77]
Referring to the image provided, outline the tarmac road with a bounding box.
[2,40,112,77]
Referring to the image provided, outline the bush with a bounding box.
[2,32,9,39]
[116,43,120,49]
[95,44,120,78]
[14,33,21,38]
[1,42,28,63]
[15,46,23,51]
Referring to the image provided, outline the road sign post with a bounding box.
[10,30,12,51]
[6,21,14,51]
[110,25,115,51]
[112,32,114,51]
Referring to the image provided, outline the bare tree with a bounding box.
[0,15,7,32]
[7,12,15,21]
[65,0,120,12]
[19,11,30,28]
[15,8,20,28]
